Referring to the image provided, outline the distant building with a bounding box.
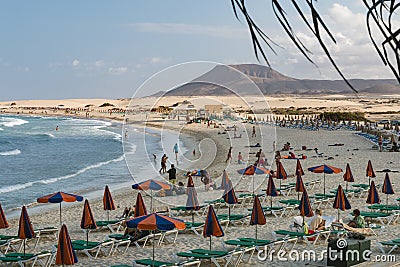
[205,104,223,115]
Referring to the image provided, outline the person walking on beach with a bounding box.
[378,135,383,152]
[167,164,177,185]
[173,143,179,164]
[159,154,168,174]
[252,125,256,137]
[226,146,232,163]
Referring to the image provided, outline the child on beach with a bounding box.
[237,152,244,164]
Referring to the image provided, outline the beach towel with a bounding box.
[341,223,374,236]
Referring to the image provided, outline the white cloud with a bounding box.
[127,23,247,39]
[265,3,397,80]
[72,59,80,66]
[108,67,128,75]
[149,57,170,64]
[94,60,105,67]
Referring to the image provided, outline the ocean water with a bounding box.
[0,115,186,213]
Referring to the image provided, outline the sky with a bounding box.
[0,1,396,100]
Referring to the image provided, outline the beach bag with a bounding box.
[307,229,316,241]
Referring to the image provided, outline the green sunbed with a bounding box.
[274,230,313,237]
[96,220,120,227]
[368,204,400,210]
[352,184,369,189]
[185,222,204,228]
[279,199,300,205]
[0,235,18,240]
[356,211,392,218]
[134,258,174,266]
[217,214,247,221]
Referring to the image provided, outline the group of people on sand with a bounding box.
[295,208,366,234]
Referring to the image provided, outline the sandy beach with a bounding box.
[1,97,400,266]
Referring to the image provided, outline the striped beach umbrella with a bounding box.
[382,173,395,208]
[295,173,306,201]
[266,174,278,209]
[366,160,376,185]
[296,159,305,176]
[80,199,97,245]
[343,163,354,191]
[186,176,200,224]
[299,189,314,218]
[220,170,229,190]
[37,191,83,225]
[308,164,342,197]
[203,205,224,251]
[18,206,35,255]
[103,185,116,222]
[134,192,147,218]
[56,224,78,266]
[0,203,9,229]
[132,179,171,211]
[276,161,287,190]
[223,180,238,220]
[333,185,351,221]
[366,180,380,204]
[250,196,266,241]
[126,213,185,263]
[237,165,269,175]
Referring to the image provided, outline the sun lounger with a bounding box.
[133,258,201,267]
[182,222,204,236]
[71,239,115,259]
[273,229,330,247]
[96,220,123,233]
[175,249,233,267]
[34,226,58,247]
[158,229,179,246]
[378,239,400,254]
[279,199,300,206]
[0,251,53,267]
[354,211,393,225]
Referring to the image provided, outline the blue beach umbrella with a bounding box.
[333,185,351,221]
[132,179,171,211]
[382,173,395,208]
[203,205,224,251]
[37,191,83,225]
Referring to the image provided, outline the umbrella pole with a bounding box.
[107,210,110,222]
[346,182,348,191]
[255,224,258,241]
[324,173,326,197]
[270,196,272,215]
[86,230,89,246]
[24,239,26,256]
[228,206,231,221]
[338,210,340,222]
[152,230,155,267]
[297,192,299,201]
[59,202,62,226]
[209,236,212,266]
[192,212,194,225]
[151,190,153,212]
[387,195,389,213]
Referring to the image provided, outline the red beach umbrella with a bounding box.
[56,224,78,266]
[80,199,97,245]
[134,192,148,218]
[333,185,351,221]
[203,205,224,252]
[18,206,35,255]
[250,196,266,241]
[366,160,376,185]
[343,163,354,191]
[103,185,116,222]
[0,203,9,229]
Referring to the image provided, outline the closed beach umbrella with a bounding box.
[250,196,266,241]
[186,176,200,224]
[0,203,9,229]
[18,206,35,255]
[343,163,354,191]
[276,161,288,190]
[382,173,395,208]
[203,205,224,252]
[366,180,380,204]
[132,179,171,211]
[220,170,229,190]
[223,180,238,220]
[126,213,185,264]
[299,189,314,218]
[296,159,305,176]
[308,164,342,197]
[333,185,351,221]
[56,224,78,266]
[103,185,116,222]
[80,199,97,245]
[266,174,278,210]
[134,193,147,218]
[295,173,305,201]
[37,191,83,225]
[366,160,376,185]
